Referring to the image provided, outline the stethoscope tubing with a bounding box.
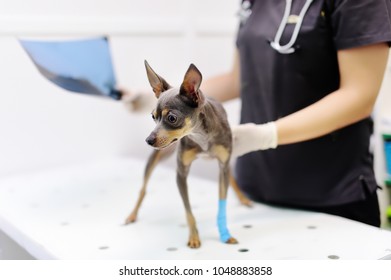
[269,0,315,54]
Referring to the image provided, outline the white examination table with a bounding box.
[0,157,390,260]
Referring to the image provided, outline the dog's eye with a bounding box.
[167,113,177,124]
[151,113,156,120]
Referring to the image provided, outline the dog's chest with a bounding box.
[186,133,210,152]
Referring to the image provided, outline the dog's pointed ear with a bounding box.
[144,60,171,98]
[180,64,204,107]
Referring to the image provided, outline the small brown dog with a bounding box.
[125,61,251,248]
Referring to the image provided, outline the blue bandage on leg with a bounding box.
[217,199,231,242]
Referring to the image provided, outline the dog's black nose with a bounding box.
[145,135,156,146]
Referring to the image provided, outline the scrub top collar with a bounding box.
[239,0,315,54]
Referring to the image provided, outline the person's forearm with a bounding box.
[276,43,389,145]
[276,88,376,145]
[202,73,239,102]
[201,50,241,102]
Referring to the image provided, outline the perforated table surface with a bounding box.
[0,157,390,260]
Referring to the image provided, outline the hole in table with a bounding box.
[328,255,339,260]
[167,247,178,252]
[60,222,69,226]
[307,225,317,229]
[99,246,109,250]
[238,248,249,253]
[243,225,252,229]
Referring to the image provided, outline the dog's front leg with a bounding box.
[217,162,238,244]
[125,149,162,224]
[125,144,176,224]
[213,145,238,244]
[177,147,200,248]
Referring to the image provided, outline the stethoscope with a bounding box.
[239,0,315,54]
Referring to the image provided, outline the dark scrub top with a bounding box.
[235,0,391,207]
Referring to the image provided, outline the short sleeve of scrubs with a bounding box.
[330,0,391,49]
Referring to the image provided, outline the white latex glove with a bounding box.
[120,88,157,113]
[231,122,278,158]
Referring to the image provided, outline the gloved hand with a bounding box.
[231,122,278,158]
[120,87,157,113]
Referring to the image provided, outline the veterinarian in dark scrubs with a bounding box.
[202,0,391,227]
[123,0,391,227]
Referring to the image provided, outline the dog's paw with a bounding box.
[225,237,238,244]
[187,238,201,249]
[239,197,253,208]
[124,212,138,225]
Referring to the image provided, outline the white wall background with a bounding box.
[0,0,242,259]
[0,0,241,180]
[0,0,390,223]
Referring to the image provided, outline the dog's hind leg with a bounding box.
[125,144,176,224]
[229,170,252,207]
